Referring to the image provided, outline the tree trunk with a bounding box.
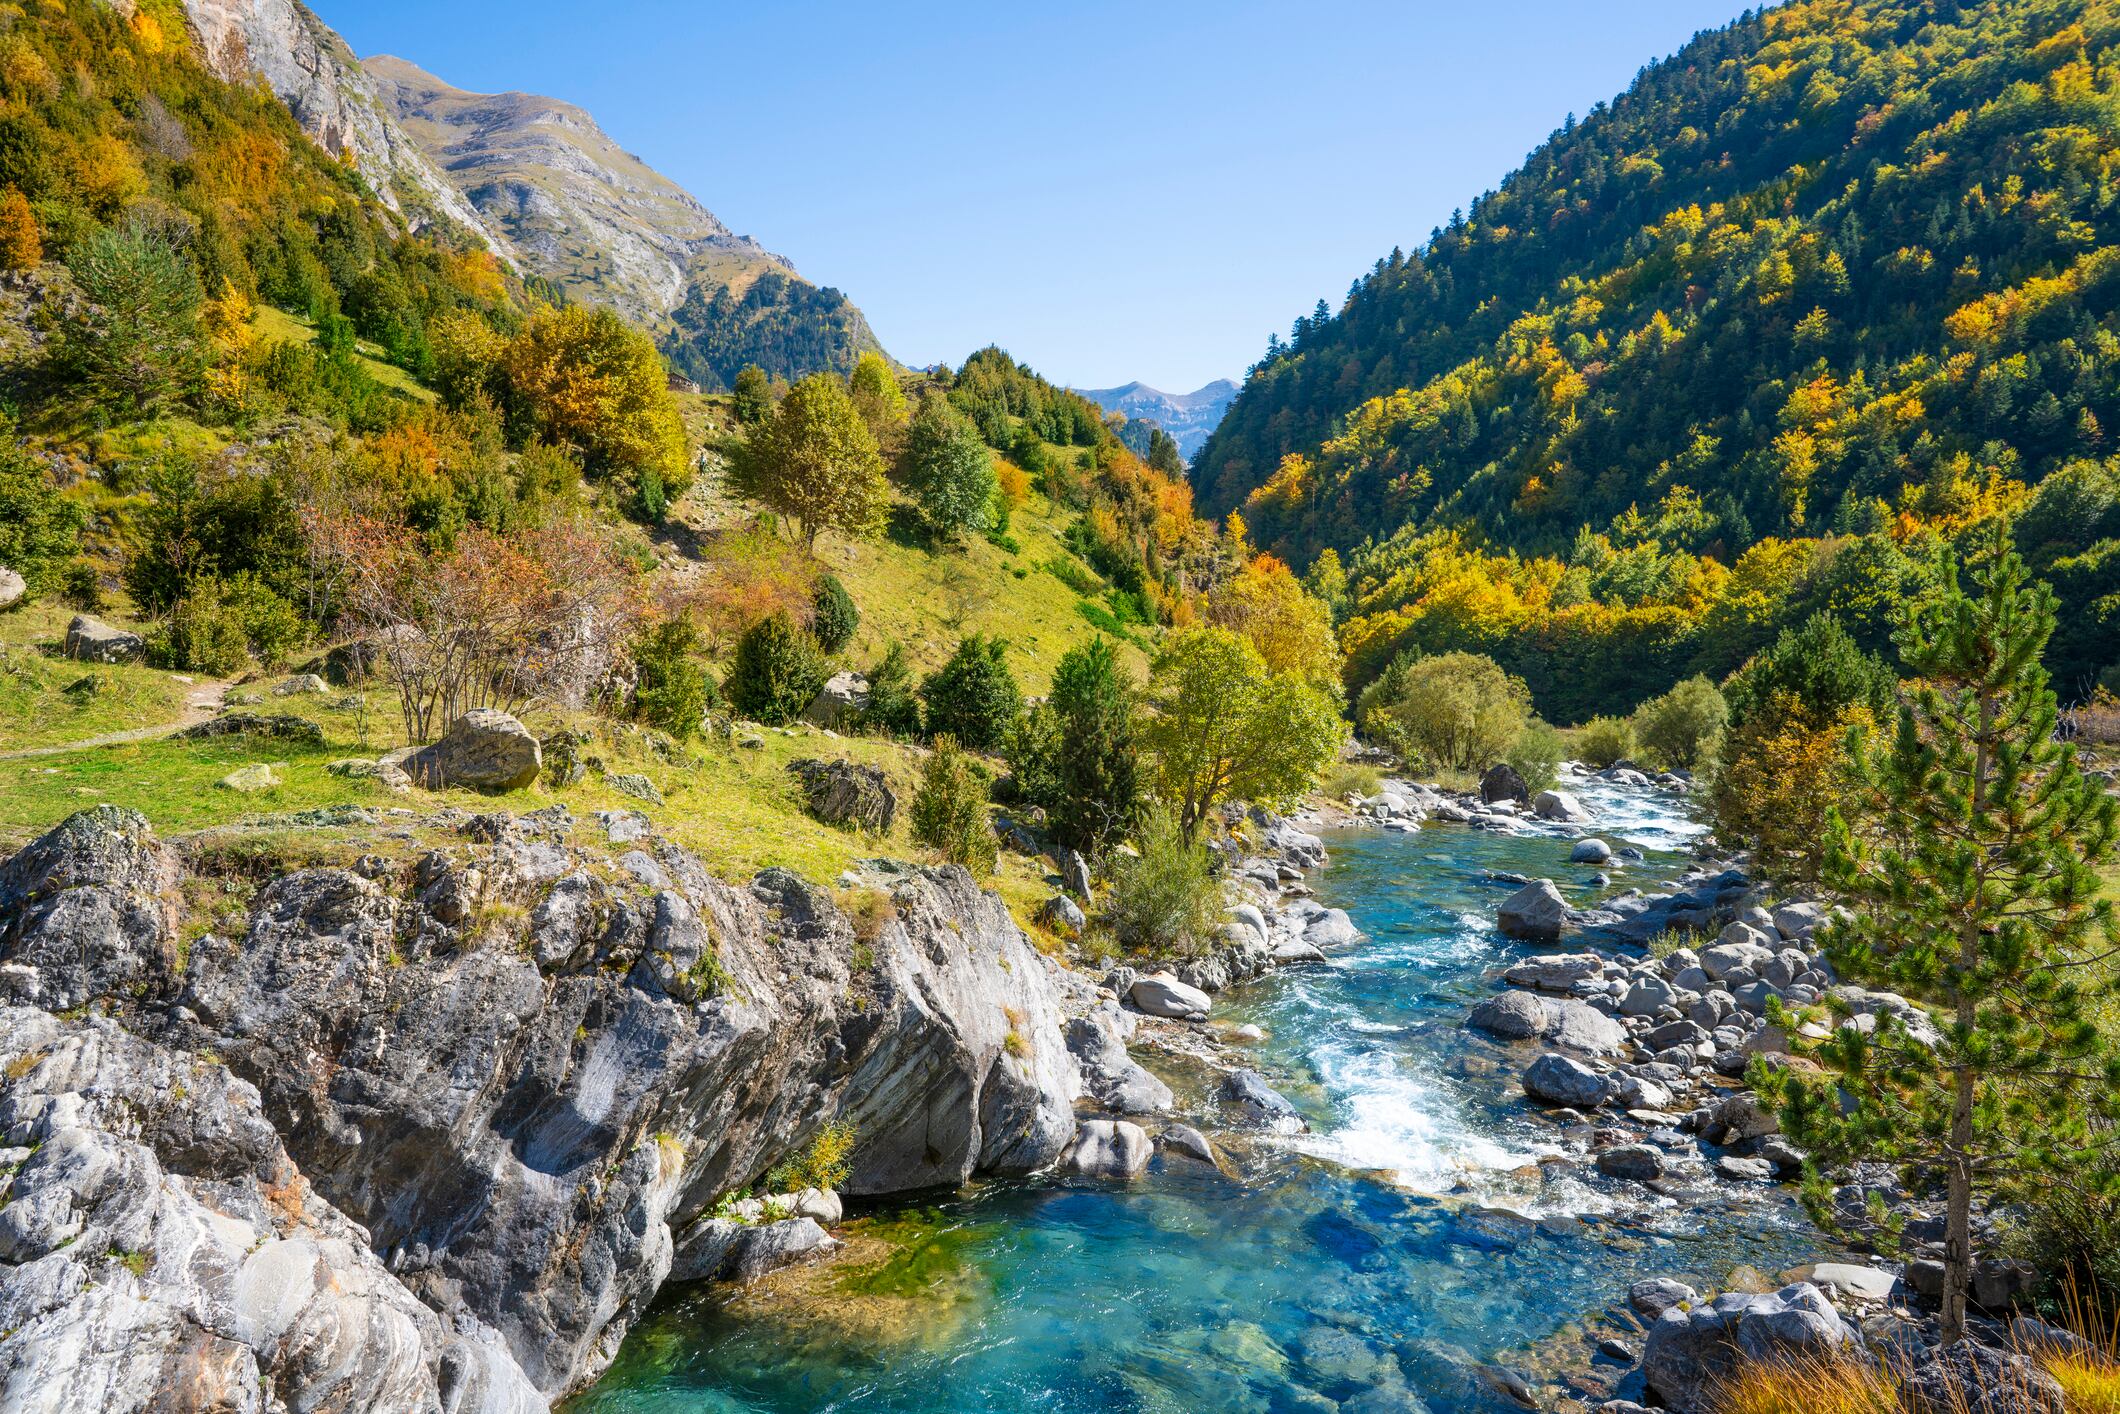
[1942,1057,1975,1345]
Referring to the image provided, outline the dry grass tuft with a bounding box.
[1711,1351,1898,1414]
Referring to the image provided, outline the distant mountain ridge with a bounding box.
[1076,378,1237,460]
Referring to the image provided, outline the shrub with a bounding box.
[0,427,84,594]
[1576,715,1636,768]
[159,581,248,675]
[810,574,859,654]
[632,617,715,739]
[1506,720,1565,794]
[726,613,828,726]
[1631,674,1728,770]
[223,571,306,667]
[1319,763,1381,800]
[765,1121,856,1194]
[1366,650,1529,772]
[858,639,924,737]
[1107,809,1223,958]
[910,735,996,874]
[920,634,1021,750]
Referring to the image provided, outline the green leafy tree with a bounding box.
[726,612,828,726]
[810,574,859,654]
[0,426,83,593]
[60,220,203,418]
[1505,719,1565,795]
[848,351,907,438]
[910,734,996,874]
[1141,625,1345,843]
[1631,674,1727,770]
[920,634,1021,750]
[1008,636,1142,851]
[727,372,887,548]
[903,395,996,542]
[1576,715,1636,768]
[858,640,924,737]
[632,617,715,739]
[732,364,773,425]
[1760,537,2120,1346]
[1364,650,1528,772]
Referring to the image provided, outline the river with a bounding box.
[570,779,1824,1412]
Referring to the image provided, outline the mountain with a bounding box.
[173,0,498,243]
[1076,379,1237,460]
[172,1,884,391]
[1191,0,2120,562]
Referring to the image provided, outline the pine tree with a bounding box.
[1761,532,2120,1345]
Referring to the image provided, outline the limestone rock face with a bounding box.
[0,809,1080,1400]
[406,710,543,792]
[62,614,145,664]
[0,1007,545,1413]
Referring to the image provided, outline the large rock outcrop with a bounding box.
[0,807,1080,1401]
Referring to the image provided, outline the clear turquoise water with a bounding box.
[571,783,1822,1413]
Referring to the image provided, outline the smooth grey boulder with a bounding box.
[1065,1013,1173,1115]
[1497,880,1570,940]
[1129,972,1211,1019]
[406,710,542,792]
[1064,1119,1151,1178]
[1596,1144,1666,1181]
[1522,1053,1610,1108]
[1533,789,1591,822]
[0,565,23,612]
[1642,1283,1854,1413]
[1548,999,1628,1055]
[787,758,895,832]
[1037,893,1087,935]
[1157,1124,1221,1167]
[1468,990,1548,1041]
[1502,953,1605,993]
[63,614,145,664]
[803,671,870,728]
[1772,901,1829,943]
[1629,1277,1699,1321]
[1570,837,1613,865]
[1219,1069,1306,1130]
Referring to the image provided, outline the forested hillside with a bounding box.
[1194,0,2120,711]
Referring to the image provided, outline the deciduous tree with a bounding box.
[727,372,886,548]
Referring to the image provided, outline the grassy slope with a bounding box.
[252,306,435,402]
[0,433,1131,938]
[0,600,194,750]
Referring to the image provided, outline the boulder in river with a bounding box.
[1219,1069,1306,1131]
[1521,1052,1610,1108]
[1468,989,1548,1040]
[1533,789,1591,822]
[1497,879,1570,940]
[1596,1144,1666,1181]
[1063,1119,1151,1178]
[1065,1013,1172,1115]
[1570,837,1613,865]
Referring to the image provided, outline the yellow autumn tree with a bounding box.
[0,188,38,271]
[200,279,255,408]
[1205,553,1341,690]
[502,305,688,510]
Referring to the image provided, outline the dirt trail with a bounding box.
[0,675,232,761]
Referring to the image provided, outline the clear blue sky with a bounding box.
[328,0,1753,393]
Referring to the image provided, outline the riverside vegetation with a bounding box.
[2,0,2120,1412]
